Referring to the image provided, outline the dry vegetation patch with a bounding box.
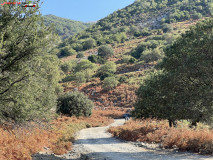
[108,119,213,154]
[0,109,117,160]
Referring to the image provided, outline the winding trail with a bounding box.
[74,119,213,160]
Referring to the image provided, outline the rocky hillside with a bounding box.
[64,0,212,48]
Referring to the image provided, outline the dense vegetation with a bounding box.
[57,0,213,57]
[133,18,213,127]
[0,2,62,123]
[43,15,94,40]
[57,91,94,117]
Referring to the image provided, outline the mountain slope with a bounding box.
[43,15,94,40]
[65,0,212,47]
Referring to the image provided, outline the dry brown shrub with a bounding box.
[108,119,213,154]
[0,109,114,159]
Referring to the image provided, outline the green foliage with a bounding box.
[120,55,132,64]
[43,15,93,40]
[74,60,97,72]
[96,62,116,80]
[83,38,96,50]
[120,55,137,64]
[70,43,83,52]
[134,18,213,124]
[76,52,84,59]
[131,41,160,59]
[98,45,114,59]
[58,46,77,58]
[102,77,119,91]
[60,60,77,73]
[0,3,62,123]
[57,91,94,117]
[161,23,173,33]
[73,72,86,86]
[119,75,128,83]
[129,57,137,64]
[140,48,163,63]
[65,0,212,49]
[62,60,97,83]
[88,55,107,64]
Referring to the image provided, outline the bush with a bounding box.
[131,41,159,59]
[161,23,173,33]
[70,43,83,51]
[102,77,119,91]
[57,91,93,117]
[140,48,163,63]
[83,38,96,50]
[88,55,106,64]
[58,46,77,58]
[100,72,115,81]
[120,55,131,64]
[73,72,86,85]
[74,60,96,72]
[98,45,114,59]
[119,76,128,83]
[97,61,116,79]
[61,62,72,73]
[129,57,136,64]
[76,52,84,58]
[60,60,77,73]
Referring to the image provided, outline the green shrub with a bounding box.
[76,52,84,58]
[70,43,83,51]
[97,61,116,79]
[88,55,98,63]
[129,57,136,64]
[98,45,114,59]
[57,91,93,117]
[161,23,173,33]
[74,72,86,86]
[83,38,96,50]
[120,55,131,64]
[131,41,160,59]
[100,72,115,81]
[74,60,97,72]
[119,76,128,83]
[102,77,119,90]
[58,46,77,58]
[61,63,72,73]
[88,55,106,64]
[60,60,77,73]
[140,48,163,63]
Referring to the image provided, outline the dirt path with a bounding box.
[33,119,213,160]
[74,119,213,160]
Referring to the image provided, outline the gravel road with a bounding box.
[33,119,213,160]
[74,119,213,160]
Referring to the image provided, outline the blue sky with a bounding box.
[40,0,135,22]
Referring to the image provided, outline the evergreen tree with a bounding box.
[0,0,61,123]
[134,18,213,125]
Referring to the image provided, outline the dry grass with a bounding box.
[108,119,213,154]
[0,109,116,160]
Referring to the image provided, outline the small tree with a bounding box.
[83,38,96,50]
[58,46,77,58]
[140,48,163,63]
[76,52,84,59]
[74,60,97,72]
[60,60,77,73]
[102,77,119,90]
[57,91,94,117]
[88,55,106,64]
[74,72,86,87]
[97,61,116,80]
[98,45,114,59]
